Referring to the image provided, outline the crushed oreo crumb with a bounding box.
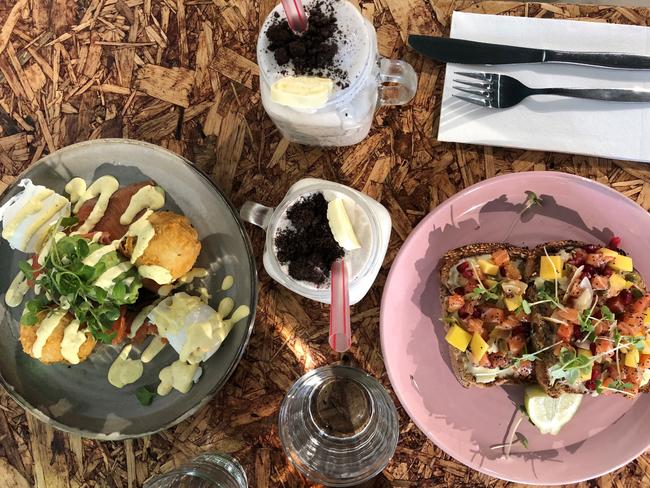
[265,0,349,89]
[275,192,344,285]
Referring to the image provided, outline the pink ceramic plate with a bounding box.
[380,172,650,485]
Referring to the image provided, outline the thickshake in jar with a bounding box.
[240,178,391,304]
[257,0,417,147]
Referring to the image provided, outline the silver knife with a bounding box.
[409,35,650,70]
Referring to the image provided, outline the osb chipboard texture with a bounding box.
[0,0,650,487]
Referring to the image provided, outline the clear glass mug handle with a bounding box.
[378,57,418,106]
[240,201,274,230]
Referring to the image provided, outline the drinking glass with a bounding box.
[257,0,417,146]
[143,453,247,488]
[278,364,399,486]
[240,178,391,305]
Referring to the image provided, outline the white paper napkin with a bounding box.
[438,12,650,162]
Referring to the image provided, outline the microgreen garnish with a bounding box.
[22,220,142,342]
[136,385,156,406]
[535,290,565,311]
[504,191,544,240]
[601,305,615,323]
[467,283,499,302]
[525,191,543,209]
[577,301,608,343]
[549,339,641,387]
[599,379,636,397]
[542,246,561,307]
[548,348,592,385]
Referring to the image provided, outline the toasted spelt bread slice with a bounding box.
[440,243,534,388]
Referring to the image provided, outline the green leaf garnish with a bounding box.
[631,288,644,299]
[515,432,529,449]
[31,228,141,342]
[136,386,155,406]
[524,191,543,209]
[601,305,615,323]
[20,312,39,326]
[467,284,499,302]
[18,260,34,280]
[60,216,79,228]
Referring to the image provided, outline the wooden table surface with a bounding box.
[1,0,650,486]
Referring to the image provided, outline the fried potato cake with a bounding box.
[19,312,97,365]
[122,210,201,281]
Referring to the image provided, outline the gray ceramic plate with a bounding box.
[0,139,257,439]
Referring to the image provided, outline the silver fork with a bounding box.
[453,72,650,108]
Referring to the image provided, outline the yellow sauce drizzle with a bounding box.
[82,241,118,266]
[157,284,174,297]
[157,268,208,297]
[61,319,87,364]
[20,198,67,250]
[221,275,234,291]
[196,286,211,303]
[128,304,156,339]
[157,360,199,395]
[180,268,208,283]
[6,268,29,308]
[124,210,154,263]
[75,176,119,233]
[94,261,132,289]
[65,178,87,203]
[1,189,53,240]
[120,186,165,225]
[229,305,250,324]
[138,265,173,285]
[32,309,67,359]
[108,344,144,388]
[218,297,234,318]
[148,293,199,337]
[141,336,166,363]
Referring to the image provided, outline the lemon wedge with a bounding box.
[524,386,582,435]
[270,76,333,109]
[327,198,361,250]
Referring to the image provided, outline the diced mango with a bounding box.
[504,295,522,312]
[578,349,593,381]
[445,325,472,352]
[470,332,489,363]
[598,248,619,258]
[609,273,633,295]
[478,259,499,276]
[540,256,563,280]
[625,347,640,368]
[609,255,633,273]
[484,279,498,289]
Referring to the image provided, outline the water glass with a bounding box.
[278,364,399,486]
[143,453,247,488]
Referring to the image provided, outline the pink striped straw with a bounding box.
[329,259,351,353]
[281,0,308,34]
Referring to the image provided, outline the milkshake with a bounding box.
[240,178,391,305]
[257,0,417,146]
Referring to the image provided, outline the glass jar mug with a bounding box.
[240,178,391,305]
[257,0,418,147]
